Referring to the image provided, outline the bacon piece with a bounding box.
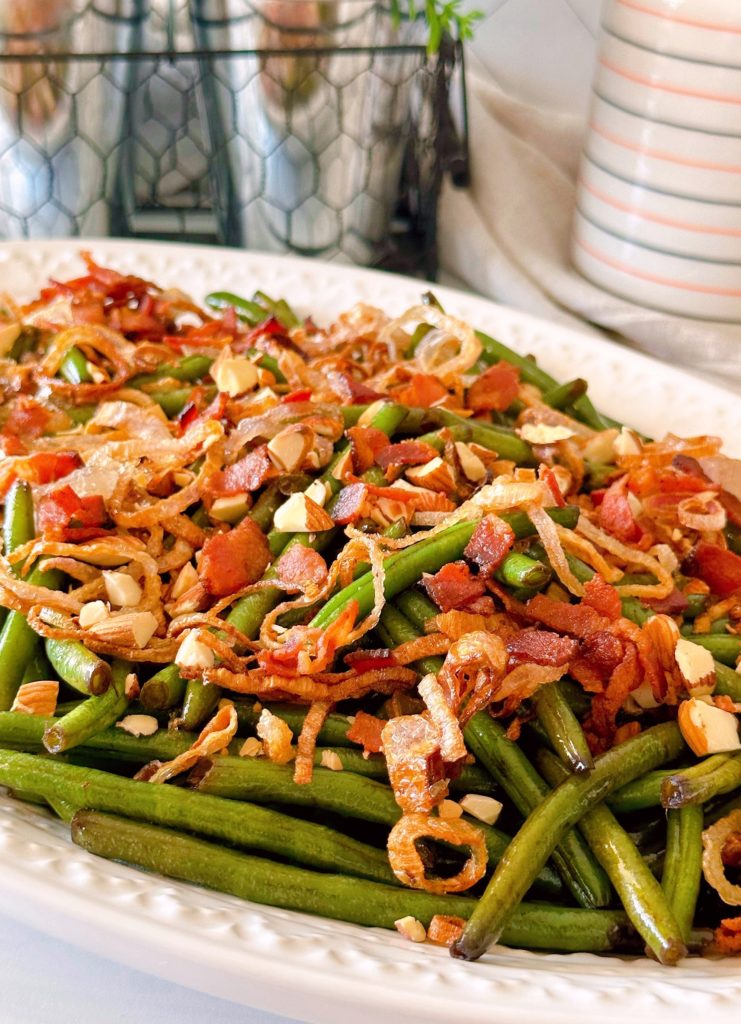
[540,465,567,507]
[466,361,519,413]
[582,574,622,621]
[347,426,389,474]
[586,641,641,749]
[422,561,487,613]
[711,918,741,955]
[506,629,578,667]
[464,514,515,577]
[374,441,439,472]
[198,517,271,598]
[684,542,741,598]
[381,715,448,813]
[0,450,82,499]
[281,388,313,404]
[208,445,277,497]
[646,588,689,615]
[37,485,109,543]
[427,915,466,947]
[524,593,608,639]
[332,482,369,525]
[326,372,384,404]
[599,477,642,543]
[344,649,398,673]
[3,397,52,442]
[393,373,450,408]
[276,545,328,592]
[580,630,625,678]
[345,710,386,755]
[257,601,359,677]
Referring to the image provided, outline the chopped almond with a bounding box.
[102,570,142,608]
[79,600,109,628]
[10,680,58,716]
[454,441,487,483]
[675,638,716,697]
[273,493,334,533]
[394,916,427,943]
[459,793,503,826]
[320,750,343,771]
[210,493,249,523]
[518,423,575,444]
[212,349,258,396]
[305,479,328,507]
[239,736,263,758]
[267,424,314,473]
[405,457,456,492]
[176,629,215,671]
[87,610,158,649]
[171,561,198,599]
[613,427,642,457]
[678,697,741,756]
[438,799,463,820]
[116,714,159,737]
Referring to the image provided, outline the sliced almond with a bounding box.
[459,793,503,826]
[267,424,314,473]
[678,697,741,756]
[239,736,264,758]
[305,479,329,507]
[211,349,259,397]
[176,629,215,671]
[613,427,642,458]
[675,637,716,697]
[454,442,487,483]
[171,561,199,600]
[518,423,575,445]
[116,714,159,737]
[320,750,343,771]
[405,456,456,492]
[624,680,661,714]
[582,429,619,465]
[331,448,354,483]
[0,321,21,356]
[10,680,58,716]
[87,610,158,649]
[210,493,250,524]
[394,916,427,943]
[124,672,140,700]
[79,600,110,628]
[273,493,334,533]
[102,570,142,608]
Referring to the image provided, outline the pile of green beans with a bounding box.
[2,277,740,971]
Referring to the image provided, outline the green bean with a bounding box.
[404,322,433,358]
[539,748,685,963]
[252,290,301,329]
[541,379,588,410]
[465,713,611,908]
[494,551,551,591]
[531,682,594,774]
[662,805,703,944]
[607,770,673,813]
[0,565,62,711]
[451,722,685,961]
[3,480,34,567]
[726,522,741,557]
[476,330,615,432]
[179,678,221,732]
[248,482,286,536]
[715,660,741,702]
[130,354,213,388]
[58,347,92,385]
[45,634,111,696]
[206,291,266,326]
[401,406,533,464]
[43,659,131,754]
[680,633,741,666]
[148,386,197,418]
[661,752,741,808]
[71,811,631,951]
[0,750,395,884]
[139,665,187,712]
[20,649,53,685]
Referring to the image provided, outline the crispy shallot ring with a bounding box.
[576,513,674,600]
[387,812,488,894]
[703,811,741,906]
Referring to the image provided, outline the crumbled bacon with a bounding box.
[198,517,271,597]
[585,641,642,750]
[326,372,384,404]
[344,649,398,673]
[422,561,488,614]
[580,630,625,679]
[646,588,689,615]
[581,574,622,621]
[463,514,515,577]
[37,485,109,543]
[374,440,440,472]
[466,361,520,413]
[332,482,370,525]
[345,710,386,754]
[684,542,741,598]
[0,450,82,499]
[276,545,328,592]
[393,373,449,408]
[523,593,608,639]
[347,425,389,474]
[506,629,578,667]
[208,445,277,497]
[598,477,643,543]
[711,918,741,955]
[3,397,52,442]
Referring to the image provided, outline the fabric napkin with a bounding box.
[439,54,741,389]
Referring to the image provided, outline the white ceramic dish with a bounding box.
[604,0,741,67]
[586,96,741,204]
[2,239,741,1024]
[596,34,741,135]
[572,210,741,321]
[577,157,741,261]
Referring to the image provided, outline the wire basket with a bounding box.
[0,0,468,277]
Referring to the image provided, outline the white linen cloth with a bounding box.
[439,55,741,387]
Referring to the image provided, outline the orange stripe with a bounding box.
[581,178,741,237]
[616,0,741,34]
[600,55,741,106]
[590,120,741,173]
[575,233,741,296]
